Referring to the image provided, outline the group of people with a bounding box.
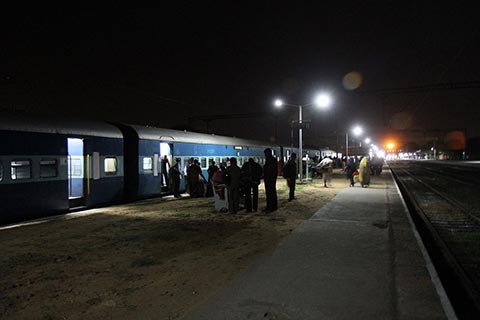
[163,156,207,198]
[166,148,289,214]
[216,148,279,214]
[344,155,371,187]
[164,152,375,213]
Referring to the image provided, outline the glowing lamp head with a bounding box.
[274,99,283,107]
[315,94,332,108]
[352,126,363,136]
[365,138,371,144]
[387,142,395,150]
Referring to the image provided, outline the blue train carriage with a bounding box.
[121,124,282,199]
[0,115,124,225]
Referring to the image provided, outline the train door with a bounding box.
[160,143,172,191]
[67,138,85,208]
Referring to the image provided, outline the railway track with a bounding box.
[389,161,480,318]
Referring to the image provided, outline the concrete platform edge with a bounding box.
[388,168,457,320]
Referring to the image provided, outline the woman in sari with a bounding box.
[358,156,371,187]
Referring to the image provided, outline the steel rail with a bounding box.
[391,166,480,316]
[401,167,480,225]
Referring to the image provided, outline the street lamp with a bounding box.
[346,125,363,159]
[274,93,332,182]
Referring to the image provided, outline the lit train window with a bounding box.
[11,160,32,180]
[215,157,220,165]
[40,159,58,178]
[201,157,207,168]
[143,157,153,171]
[104,157,118,175]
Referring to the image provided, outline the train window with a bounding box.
[215,157,220,165]
[0,161,3,181]
[11,160,32,180]
[238,158,244,166]
[143,157,153,171]
[201,157,207,168]
[40,159,57,178]
[104,157,118,175]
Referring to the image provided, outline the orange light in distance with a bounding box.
[387,142,395,150]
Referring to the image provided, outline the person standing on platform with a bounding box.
[187,159,206,197]
[358,155,371,187]
[241,158,263,212]
[184,157,194,194]
[225,157,241,214]
[169,158,182,198]
[206,159,218,197]
[317,156,333,188]
[213,163,227,200]
[262,148,278,213]
[283,153,298,201]
[346,157,356,187]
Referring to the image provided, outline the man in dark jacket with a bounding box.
[206,159,218,197]
[263,148,278,213]
[283,153,297,201]
[346,157,357,187]
[241,158,263,212]
[169,158,182,198]
[225,157,241,214]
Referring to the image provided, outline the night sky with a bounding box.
[2,4,479,149]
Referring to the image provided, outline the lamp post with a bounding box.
[345,125,363,159]
[274,94,332,182]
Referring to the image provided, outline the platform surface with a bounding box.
[184,169,454,319]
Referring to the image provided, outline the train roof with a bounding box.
[129,124,277,148]
[0,113,123,138]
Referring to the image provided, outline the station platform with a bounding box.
[184,169,455,319]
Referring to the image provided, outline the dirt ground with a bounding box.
[1,173,348,320]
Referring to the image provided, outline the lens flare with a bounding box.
[342,71,363,90]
